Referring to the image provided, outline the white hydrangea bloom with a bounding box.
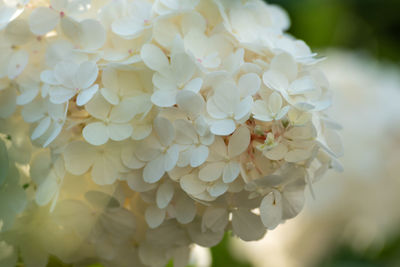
[0,0,342,266]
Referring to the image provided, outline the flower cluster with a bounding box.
[0,0,342,266]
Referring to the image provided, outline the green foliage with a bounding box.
[210,234,253,267]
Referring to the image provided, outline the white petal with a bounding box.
[180,173,206,195]
[183,77,203,93]
[140,44,169,72]
[222,161,240,183]
[164,145,179,171]
[171,52,196,85]
[151,89,177,107]
[263,70,289,95]
[63,141,96,175]
[125,170,156,192]
[270,52,298,81]
[8,50,28,79]
[207,180,228,197]
[100,87,119,105]
[75,61,98,89]
[264,143,288,161]
[31,117,51,140]
[174,119,197,145]
[156,182,175,209]
[176,90,204,117]
[40,70,59,85]
[190,145,208,167]
[108,123,133,141]
[82,122,109,146]
[121,146,145,169]
[79,19,106,50]
[175,193,196,224]
[232,209,266,241]
[210,119,235,136]
[154,116,175,147]
[112,17,143,39]
[36,177,58,206]
[76,85,98,106]
[234,95,252,121]
[284,149,311,162]
[54,61,79,88]
[202,207,229,232]
[143,155,165,184]
[91,155,119,185]
[198,162,224,182]
[269,92,283,114]
[252,100,273,122]
[29,7,59,35]
[282,188,305,220]
[228,126,250,157]
[238,73,261,97]
[260,190,282,229]
[49,86,75,104]
[145,205,166,228]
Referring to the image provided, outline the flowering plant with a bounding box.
[0,0,342,266]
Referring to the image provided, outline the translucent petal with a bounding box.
[156,181,174,209]
[145,205,166,228]
[28,7,59,35]
[31,117,51,140]
[264,143,288,161]
[35,176,58,206]
[238,73,261,97]
[108,123,133,141]
[183,77,203,93]
[79,19,106,50]
[171,53,195,85]
[140,44,169,72]
[190,145,208,167]
[7,50,28,79]
[75,61,98,89]
[232,209,266,241]
[198,162,224,182]
[54,61,79,89]
[207,180,228,197]
[210,119,235,136]
[91,154,119,185]
[49,86,75,104]
[151,89,177,107]
[260,190,282,229]
[82,122,109,146]
[154,116,175,147]
[125,170,156,192]
[228,126,250,157]
[76,84,98,106]
[174,119,197,145]
[180,173,206,195]
[222,161,240,183]
[63,141,96,175]
[270,52,298,81]
[143,155,165,183]
[175,193,196,224]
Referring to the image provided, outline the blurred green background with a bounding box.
[267,0,400,62]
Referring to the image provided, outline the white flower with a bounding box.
[137,117,180,184]
[153,0,200,15]
[107,0,152,40]
[263,52,331,111]
[206,74,260,135]
[198,126,250,197]
[42,60,99,106]
[30,150,65,211]
[175,118,214,168]
[141,43,202,107]
[63,141,124,185]
[21,98,67,147]
[252,91,290,122]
